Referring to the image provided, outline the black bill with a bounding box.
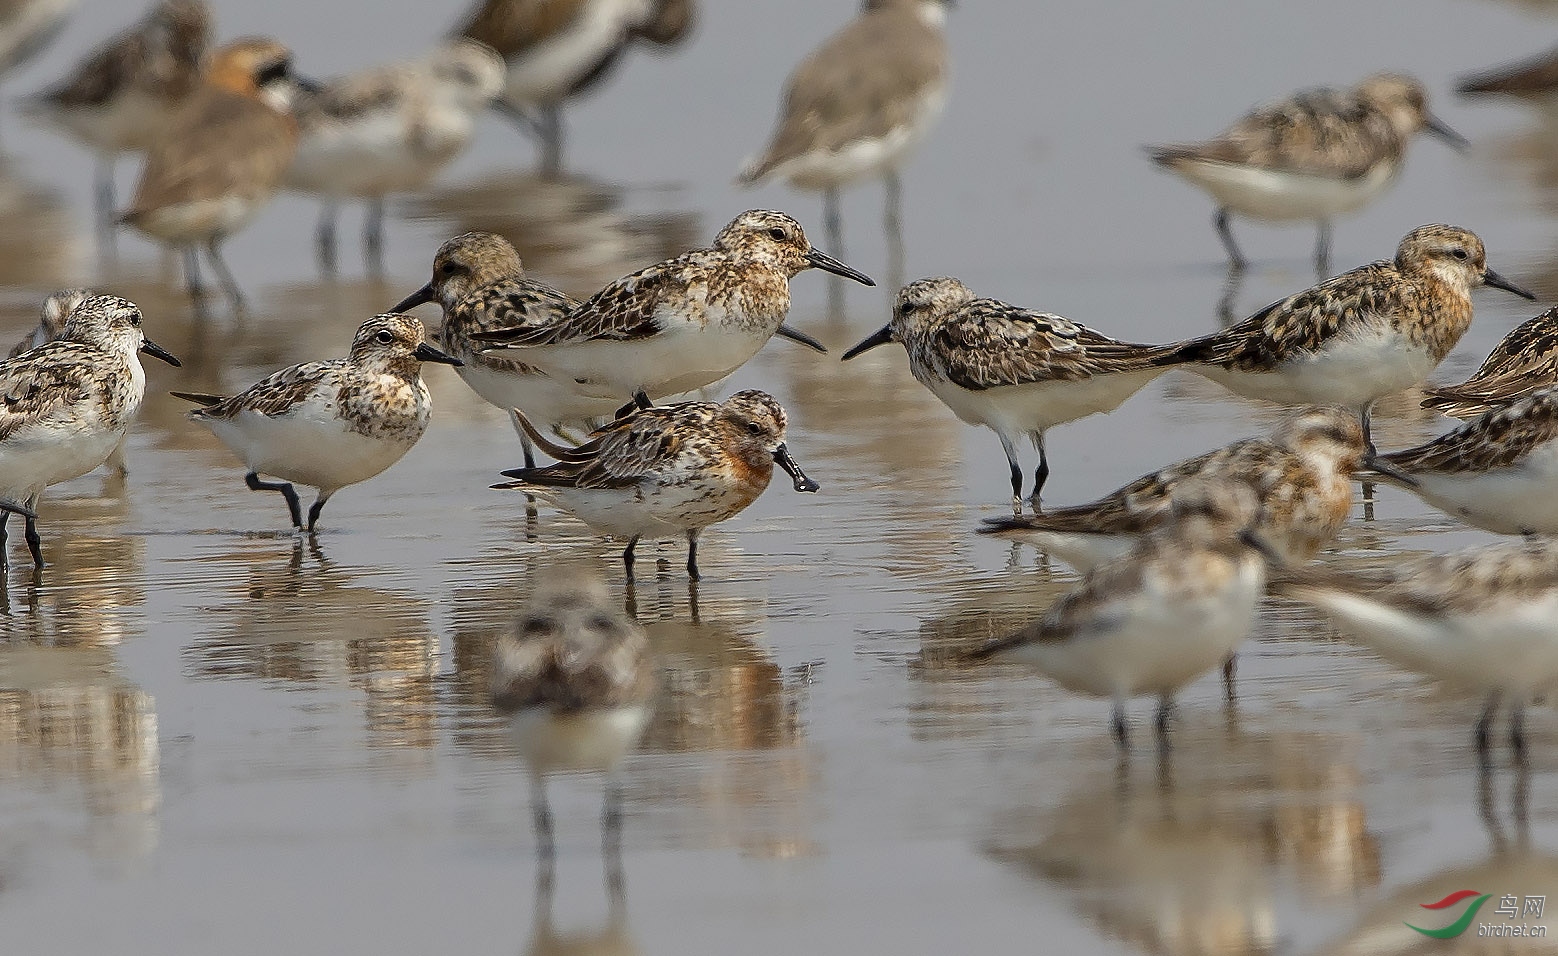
[840,324,896,361]
[1483,267,1537,300]
[775,323,827,354]
[805,248,875,287]
[414,342,463,366]
[773,442,820,493]
[390,283,437,313]
[1237,528,1286,567]
[140,337,181,367]
[1424,114,1470,151]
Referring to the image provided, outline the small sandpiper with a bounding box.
[23,0,210,240]
[842,276,1177,512]
[980,405,1363,571]
[1161,224,1535,454]
[472,209,873,408]
[1370,387,1558,536]
[171,313,461,533]
[967,482,1274,751]
[738,0,951,255]
[1422,304,1558,420]
[491,567,656,853]
[492,389,819,579]
[456,0,695,175]
[286,40,504,277]
[121,36,310,310]
[1275,540,1558,762]
[1459,45,1558,116]
[1149,73,1466,272]
[0,0,72,88]
[0,294,180,567]
[390,231,618,469]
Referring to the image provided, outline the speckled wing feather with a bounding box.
[36,4,205,109]
[741,7,945,181]
[933,299,1174,390]
[1165,261,1401,371]
[123,89,297,219]
[1149,88,1400,179]
[442,279,580,374]
[1459,48,1558,97]
[1422,308,1558,412]
[183,359,344,420]
[505,405,687,489]
[1380,390,1558,473]
[456,0,585,59]
[490,627,652,713]
[0,343,106,440]
[476,258,690,347]
[1276,543,1558,616]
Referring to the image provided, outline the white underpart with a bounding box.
[1299,589,1558,699]
[768,84,948,191]
[1191,318,1438,408]
[0,353,145,503]
[1166,156,1400,222]
[999,530,1134,573]
[456,359,621,431]
[535,476,756,542]
[196,384,426,494]
[998,556,1265,700]
[500,0,649,106]
[504,704,650,774]
[130,195,262,244]
[28,87,172,157]
[1401,442,1558,535]
[927,367,1165,440]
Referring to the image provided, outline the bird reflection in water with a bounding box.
[520,827,638,956]
[984,732,1381,956]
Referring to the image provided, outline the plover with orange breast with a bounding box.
[456,0,695,175]
[1149,73,1466,272]
[1160,224,1534,454]
[842,276,1177,513]
[493,389,819,580]
[0,294,180,568]
[287,40,505,277]
[23,0,210,239]
[171,313,461,533]
[738,0,950,256]
[121,36,310,310]
[472,209,872,409]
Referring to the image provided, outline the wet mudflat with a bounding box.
[6,0,1558,953]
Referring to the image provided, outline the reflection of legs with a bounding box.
[363,197,385,278]
[1111,699,1129,750]
[603,780,624,902]
[531,774,555,861]
[999,433,1023,516]
[205,238,246,311]
[1475,692,1499,768]
[315,201,338,276]
[1028,431,1050,512]
[1221,653,1237,703]
[1214,208,1246,271]
[1510,701,1528,764]
[246,471,304,529]
[1154,695,1173,749]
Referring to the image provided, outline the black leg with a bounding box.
[306,493,330,534]
[685,530,700,581]
[205,238,246,312]
[246,471,303,529]
[632,389,652,410]
[183,246,205,302]
[1215,208,1246,271]
[1359,404,1377,459]
[1155,695,1173,746]
[1511,703,1528,764]
[1221,653,1237,703]
[1315,220,1332,277]
[363,196,385,278]
[23,514,40,568]
[603,780,625,908]
[316,202,338,276]
[1029,431,1050,512]
[531,775,554,862]
[1,509,9,556]
[1476,693,1499,767]
[1111,701,1129,750]
[622,534,641,579]
[998,435,1024,515]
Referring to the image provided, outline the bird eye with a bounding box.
[898,301,913,315]
[768,227,787,241]
[375,330,394,344]
[439,261,458,276]
[588,614,616,631]
[746,420,763,435]
[1451,248,1469,261]
[127,312,141,327]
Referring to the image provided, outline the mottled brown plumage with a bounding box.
[1380,389,1558,474]
[1459,46,1558,101]
[1421,306,1558,419]
[30,0,207,121]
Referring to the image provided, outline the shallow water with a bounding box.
[6,0,1558,953]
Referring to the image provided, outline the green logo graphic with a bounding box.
[1407,890,1492,939]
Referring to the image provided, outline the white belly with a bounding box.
[773,85,948,191]
[999,530,1135,573]
[500,0,645,105]
[0,417,126,500]
[457,358,621,428]
[32,87,173,155]
[203,405,424,493]
[130,194,266,244]
[288,107,471,198]
[1406,446,1558,535]
[1169,157,1400,221]
[504,704,650,774]
[1193,322,1437,408]
[929,368,1164,435]
[517,321,773,401]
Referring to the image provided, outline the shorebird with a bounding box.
[842,276,1176,512]
[472,209,872,407]
[1275,540,1558,762]
[1421,305,1558,419]
[0,294,180,567]
[456,0,695,175]
[0,0,72,86]
[1149,73,1467,272]
[286,40,505,277]
[1459,45,1558,115]
[1370,387,1558,536]
[390,231,618,470]
[491,567,656,854]
[967,482,1274,751]
[1161,224,1534,454]
[22,0,210,239]
[492,389,819,579]
[121,36,309,310]
[738,0,950,257]
[171,313,461,533]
